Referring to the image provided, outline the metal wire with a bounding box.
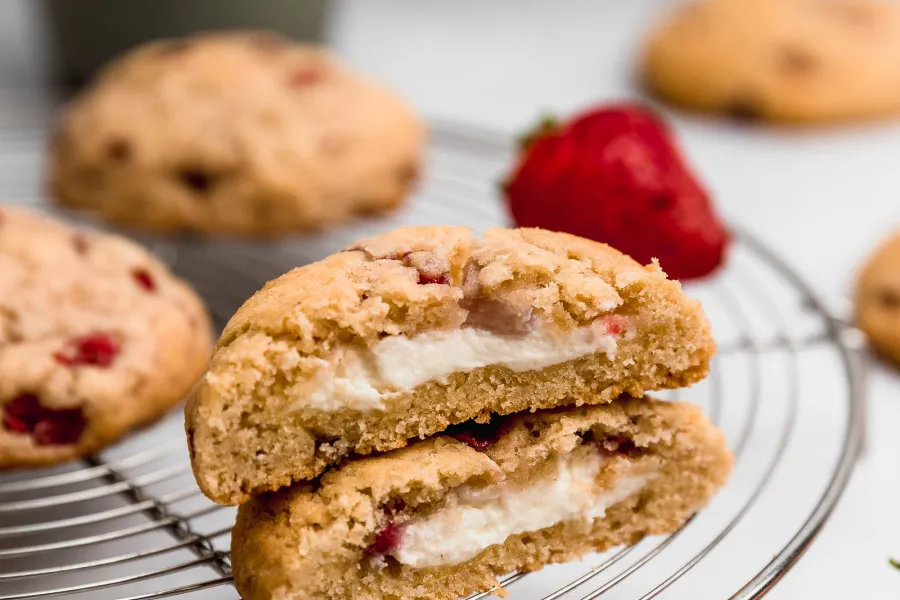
[0,446,183,495]
[0,102,864,599]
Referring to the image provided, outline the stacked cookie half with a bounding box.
[186,226,733,600]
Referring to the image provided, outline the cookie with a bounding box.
[0,205,213,468]
[855,231,900,363]
[48,31,424,237]
[640,0,900,123]
[231,397,733,600]
[186,226,715,505]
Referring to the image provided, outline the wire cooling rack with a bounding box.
[0,92,866,599]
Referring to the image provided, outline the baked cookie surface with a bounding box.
[231,397,733,600]
[186,226,715,505]
[0,205,212,468]
[641,0,900,124]
[48,31,424,237]
[856,231,900,364]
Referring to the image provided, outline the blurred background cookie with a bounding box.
[640,0,900,124]
[856,232,900,364]
[47,31,425,237]
[0,205,212,468]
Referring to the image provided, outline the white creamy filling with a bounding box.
[303,318,629,412]
[390,452,654,568]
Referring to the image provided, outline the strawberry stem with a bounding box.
[517,114,561,151]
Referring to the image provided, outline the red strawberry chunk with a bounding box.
[450,431,494,451]
[417,271,450,285]
[447,418,506,451]
[600,314,630,336]
[132,268,156,292]
[402,251,452,286]
[367,521,404,555]
[2,393,40,434]
[55,334,119,367]
[2,393,85,446]
[33,415,85,446]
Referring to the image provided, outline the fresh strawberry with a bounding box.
[504,104,730,281]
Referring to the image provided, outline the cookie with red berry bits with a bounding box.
[641,0,900,124]
[47,31,424,237]
[0,205,213,468]
[186,225,716,505]
[231,397,733,600]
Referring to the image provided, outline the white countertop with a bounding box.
[330,1,900,597]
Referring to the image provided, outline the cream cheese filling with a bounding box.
[299,317,631,413]
[390,451,653,568]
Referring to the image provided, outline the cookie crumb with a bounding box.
[54,333,119,367]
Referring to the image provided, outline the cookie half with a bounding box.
[0,205,212,468]
[187,226,715,504]
[641,0,900,124]
[855,231,900,364]
[232,397,733,600]
[48,31,424,237]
